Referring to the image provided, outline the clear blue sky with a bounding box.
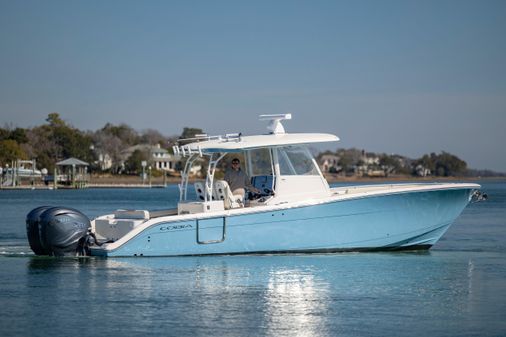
[1,0,505,171]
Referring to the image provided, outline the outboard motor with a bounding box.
[26,206,92,256]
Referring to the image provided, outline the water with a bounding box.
[0,182,505,337]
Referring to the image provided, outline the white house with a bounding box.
[320,154,340,173]
[122,144,182,172]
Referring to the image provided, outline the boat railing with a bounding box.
[173,133,242,157]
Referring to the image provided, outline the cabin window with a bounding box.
[247,148,273,176]
[277,146,319,176]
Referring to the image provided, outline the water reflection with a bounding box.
[263,268,330,336]
[15,252,506,337]
[107,256,333,336]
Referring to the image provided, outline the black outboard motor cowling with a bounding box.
[26,206,91,256]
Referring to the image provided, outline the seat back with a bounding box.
[194,182,206,201]
[213,180,242,209]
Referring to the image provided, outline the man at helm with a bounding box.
[224,158,260,199]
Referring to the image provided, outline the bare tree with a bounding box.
[91,131,124,173]
[139,129,167,146]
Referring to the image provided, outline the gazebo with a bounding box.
[55,157,89,188]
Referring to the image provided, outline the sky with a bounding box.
[1,0,505,171]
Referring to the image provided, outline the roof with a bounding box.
[122,144,169,155]
[56,157,89,166]
[320,154,340,159]
[154,155,182,162]
[184,133,339,153]
[152,148,168,154]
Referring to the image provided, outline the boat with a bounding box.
[26,114,486,257]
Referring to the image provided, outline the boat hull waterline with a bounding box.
[90,186,475,257]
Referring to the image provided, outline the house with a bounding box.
[97,153,113,171]
[361,151,380,166]
[151,144,181,171]
[320,154,340,173]
[89,144,112,171]
[415,164,431,177]
[121,144,182,173]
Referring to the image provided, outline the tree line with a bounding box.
[0,113,202,174]
[0,113,496,177]
[317,148,474,177]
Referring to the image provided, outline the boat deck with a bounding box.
[330,182,480,199]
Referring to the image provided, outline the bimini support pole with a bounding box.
[204,152,227,202]
[179,153,198,201]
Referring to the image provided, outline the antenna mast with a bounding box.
[259,113,292,134]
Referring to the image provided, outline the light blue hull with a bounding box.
[93,188,473,257]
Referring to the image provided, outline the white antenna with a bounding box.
[259,113,292,134]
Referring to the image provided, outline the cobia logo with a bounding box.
[159,224,193,231]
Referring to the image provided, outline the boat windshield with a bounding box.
[277,145,319,175]
[247,148,273,176]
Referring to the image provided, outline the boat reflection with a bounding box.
[111,255,333,336]
[23,252,504,336]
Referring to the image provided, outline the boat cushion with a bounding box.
[113,209,150,220]
[213,180,242,209]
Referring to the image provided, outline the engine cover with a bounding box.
[26,206,91,256]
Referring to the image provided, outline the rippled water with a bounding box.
[0,182,505,337]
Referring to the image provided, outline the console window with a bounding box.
[277,146,319,175]
[247,148,273,176]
